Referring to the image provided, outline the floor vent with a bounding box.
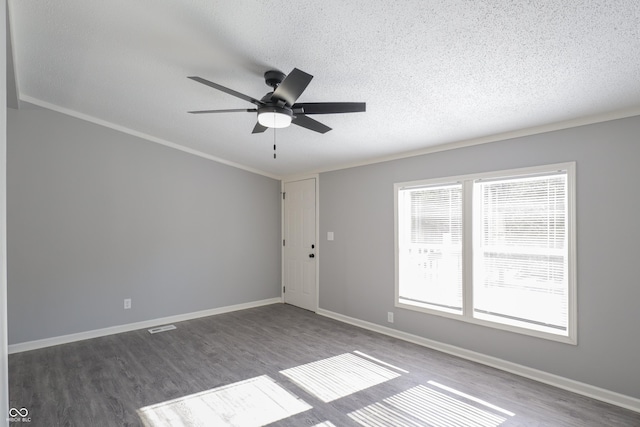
[148,324,177,334]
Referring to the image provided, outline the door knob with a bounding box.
[309,253,315,258]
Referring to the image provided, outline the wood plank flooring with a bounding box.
[9,303,640,426]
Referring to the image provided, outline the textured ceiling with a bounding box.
[8,1,640,177]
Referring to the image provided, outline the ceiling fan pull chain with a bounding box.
[273,128,277,159]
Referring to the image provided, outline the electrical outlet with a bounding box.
[387,312,394,323]
[124,298,131,310]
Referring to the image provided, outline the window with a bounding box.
[395,163,576,343]
[397,183,463,314]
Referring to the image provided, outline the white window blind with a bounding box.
[398,183,463,314]
[473,172,569,333]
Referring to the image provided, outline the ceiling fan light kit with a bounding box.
[257,106,293,128]
[188,68,366,134]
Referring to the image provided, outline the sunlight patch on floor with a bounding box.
[348,384,512,427]
[427,380,515,417]
[280,353,401,402]
[353,350,410,373]
[138,375,312,427]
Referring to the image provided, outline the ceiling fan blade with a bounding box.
[252,122,268,134]
[291,114,332,134]
[188,108,257,114]
[292,102,366,115]
[272,68,313,106]
[188,76,263,106]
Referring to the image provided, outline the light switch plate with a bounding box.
[327,231,334,241]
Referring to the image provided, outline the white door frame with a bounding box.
[281,174,319,312]
[1,2,9,425]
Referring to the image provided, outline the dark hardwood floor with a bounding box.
[8,303,640,426]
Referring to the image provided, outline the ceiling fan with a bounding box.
[188,68,366,134]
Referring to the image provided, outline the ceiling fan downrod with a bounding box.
[264,70,286,89]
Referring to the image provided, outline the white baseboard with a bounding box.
[9,298,282,354]
[317,308,640,414]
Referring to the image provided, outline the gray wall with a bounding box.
[7,107,281,344]
[319,115,640,399]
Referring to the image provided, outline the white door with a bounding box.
[283,178,317,311]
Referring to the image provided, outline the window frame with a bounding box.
[394,162,577,344]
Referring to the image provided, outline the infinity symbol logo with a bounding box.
[9,407,29,417]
